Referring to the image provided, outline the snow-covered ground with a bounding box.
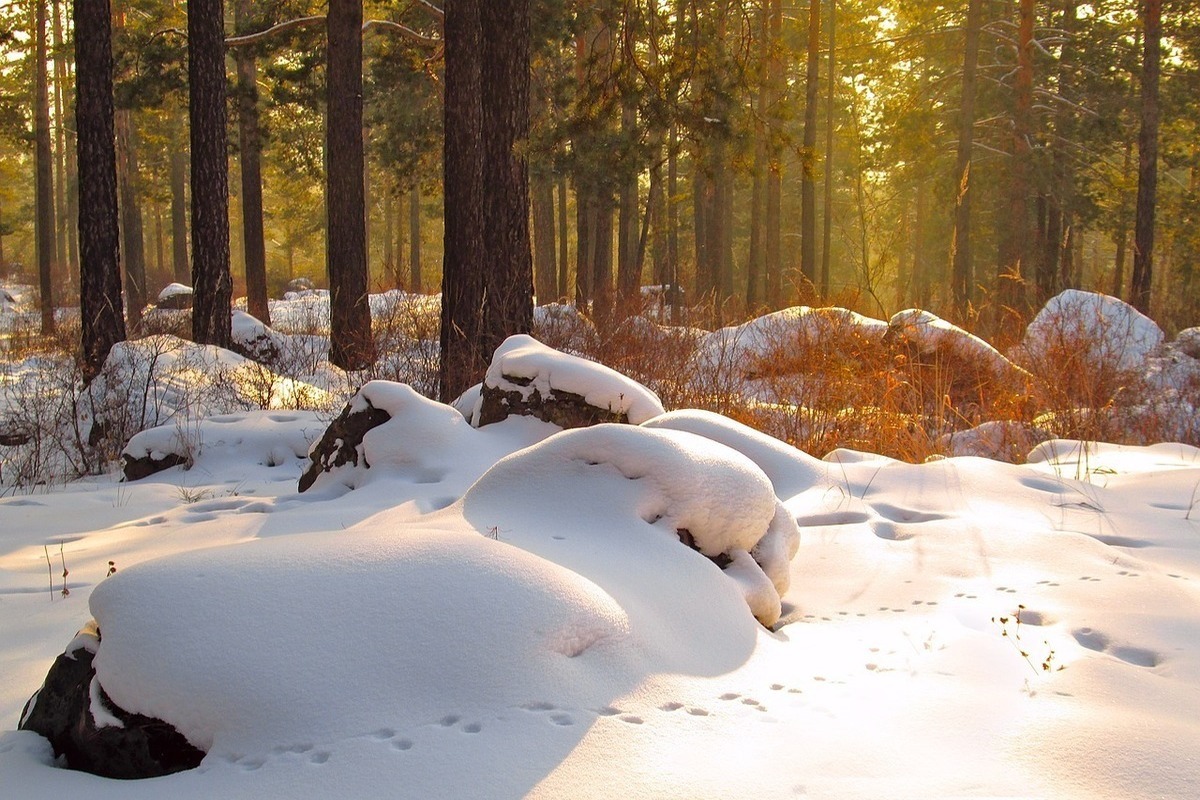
[2,283,1200,797]
[1,373,1199,796]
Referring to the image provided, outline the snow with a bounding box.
[157,283,193,302]
[1021,289,1165,373]
[3,286,1200,798]
[479,334,665,424]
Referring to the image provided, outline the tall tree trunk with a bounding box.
[55,0,80,285]
[1131,0,1160,315]
[409,183,421,292]
[234,0,270,325]
[765,0,783,308]
[35,0,56,333]
[747,8,767,311]
[912,178,928,306]
[1113,137,1134,298]
[616,101,639,305]
[693,162,712,300]
[950,0,983,319]
[591,195,613,324]
[382,183,394,286]
[325,0,373,368]
[557,177,569,299]
[188,0,232,349]
[440,0,485,400]
[115,110,146,330]
[821,0,836,297]
[799,0,820,290]
[532,171,557,303]
[52,0,70,288]
[575,187,592,307]
[170,123,189,284]
[154,205,165,278]
[996,0,1034,331]
[73,0,125,379]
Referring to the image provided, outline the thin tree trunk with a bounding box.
[575,186,592,307]
[235,0,270,325]
[950,0,984,319]
[912,178,928,306]
[74,0,125,379]
[821,0,835,297]
[52,0,70,288]
[382,183,394,286]
[325,0,373,368]
[170,123,189,284]
[799,0,820,290]
[116,112,147,329]
[557,176,568,299]
[1131,0,1161,315]
[188,0,233,349]
[1113,138,1133,298]
[747,8,766,311]
[532,171,557,303]
[765,0,783,308]
[409,183,421,292]
[996,0,1033,332]
[617,101,639,305]
[35,0,56,333]
[154,205,165,279]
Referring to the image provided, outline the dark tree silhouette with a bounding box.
[188,0,232,348]
[235,0,270,326]
[34,0,55,334]
[1131,0,1161,315]
[326,0,374,370]
[73,0,126,379]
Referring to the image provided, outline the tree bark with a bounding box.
[235,0,270,325]
[170,122,189,284]
[440,0,486,401]
[115,110,146,330]
[997,0,1034,324]
[35,0,56,333]
[799,0,820,290]
[950,0,984,319]
[52,0,71,288]
[557,176,569,299]
[188,0,233,348]
[765,0,783,308]
[409,183,421,292]
[532,171,557,303]
[325,0,373,368]
[1131,0,1161,315]
[821,0,836,297]
[616,100,639,305]
[73,0,125,379]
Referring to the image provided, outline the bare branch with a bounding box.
[225,16,441,49]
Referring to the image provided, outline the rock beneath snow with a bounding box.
[1175,327,1200,361]
[283,277,315,297]
[474,335,664,429]
[154,283,194,310]
[298,395,392,492]
[1019,290,1164,375]
[0,421,31,447]
[121,450,188,482]
[937,420,1051,462]
[18,621,204,779]
[229,310,283,364]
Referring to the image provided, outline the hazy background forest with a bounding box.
[0,0,1197,344]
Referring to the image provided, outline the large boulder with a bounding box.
[18,621,204,779]
[154,283,194,310]
[473,334,664,428]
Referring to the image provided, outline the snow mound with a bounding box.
[463,424,798,626]
[887,308,1023,380]
[1020,289,1164,373]
[88,527,634,753]
[937,419,1050,462]
[475,334,664,426]
[694,305,888,379]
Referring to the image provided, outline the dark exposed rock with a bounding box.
[298,398,392,492]
[476,378,630,429]
[19,621,205,779]
[122,451,188,482]
[0,423,30,447]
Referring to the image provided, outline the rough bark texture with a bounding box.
[235,0,270,326]
[19,623,205,779]
[170,128,189,284]
[439,0,486,401]
[35,0,56,334]
[326,0,373,369]
[409,183,421,292]
[480,0,534,355]
[116,110,147,330]
[74,0,126,380]
[1131,0,1161,315]
[996,0,1034,329]
[799,0,820,289]
[188,0,232,348]
[821,0,835,297]
[950,0,984,319]
[532,171,558,302]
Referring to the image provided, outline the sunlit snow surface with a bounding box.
[0,394,1198,798]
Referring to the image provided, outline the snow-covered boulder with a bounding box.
[1176,327,1200,360]
[1019,290,1164,375]
[465,424,800,626]
[298,389,394,492]
[936,420,1050,462]
[473,334,664,429]
[886,308,1026,381]
[154,282,193,310]
[18,621,204,779]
